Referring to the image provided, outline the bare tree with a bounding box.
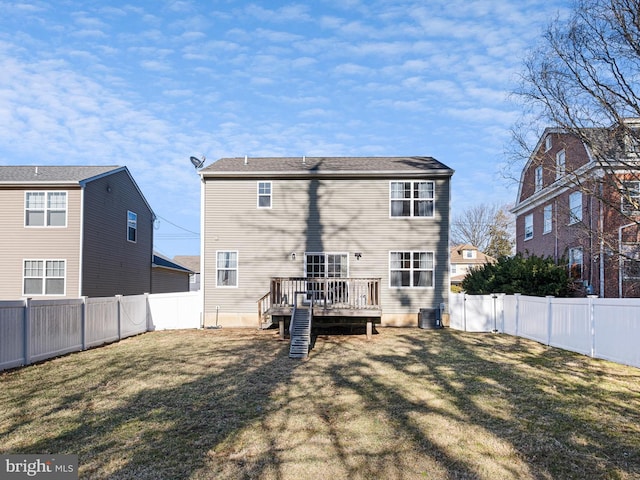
[510,0,640,261]
[451,203,514,257]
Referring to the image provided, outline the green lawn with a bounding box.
[1,328,639,479]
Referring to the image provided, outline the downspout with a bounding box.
[619,222,636,298]
[599,185,605,297]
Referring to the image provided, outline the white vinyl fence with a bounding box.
[0,292,201,371]
[450,293,640,368]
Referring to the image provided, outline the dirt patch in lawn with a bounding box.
[1,328,639,479]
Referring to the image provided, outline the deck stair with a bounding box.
[289,306,311,359]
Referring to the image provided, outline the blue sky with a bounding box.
[0,0,568,258]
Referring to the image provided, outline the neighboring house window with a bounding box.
[524,214,533,240]
[535,166,543,192]
[568,248,583,280]
[622,244,640,279]
[216,251,238,287]
[257,181,272,208]
[25,191,67,227]
[621,181,640,213]
[127,211,137,242]
[451,264,457,274]
[463,249,476,259]
[556,150,566,179]
[543,204,553,234]
[389,251,434,288]
[569,192,582,224]
[390,181,434,217]
[23,260,66,295]
[545,135,552,152]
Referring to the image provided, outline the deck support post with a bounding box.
[366,321,372,340]
[279,319,285,340]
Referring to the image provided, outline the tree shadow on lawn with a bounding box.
[5,330,301,479]
[355,329,640,479]
[3,329,640,479]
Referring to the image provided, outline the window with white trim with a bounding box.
[23,260,66,295]
[390,251,434,288]
[216,251,238,287]
[622,244,640,279]
[390,181,434,217]
[25,191,67,227]
[545,135,552,152]
[556,150,566,179]
[534,166,543,192]
[543,204,552,234]
[127,211,137,242]
[621,181,640,213]
[569,192,582,224]
[524,214,533,240]
[257,181,272,208]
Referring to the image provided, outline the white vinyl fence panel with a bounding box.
[0,292,203,372]
[148,291,201,330]
[0,301,26,371]
[85,297,120,348]
[450,293,640,368]
[593,299,640,367]
[29,298,84,363]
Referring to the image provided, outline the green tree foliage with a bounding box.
[461,253,572,297]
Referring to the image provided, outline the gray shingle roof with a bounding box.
[200,156,453,177]
[0,166,122,184]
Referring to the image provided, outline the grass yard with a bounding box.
[1,327,639,479]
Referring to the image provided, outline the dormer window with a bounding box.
[463,249,476,259]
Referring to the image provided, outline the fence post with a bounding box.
[116,295,122,340]
[23,298,31,366]
[588,295,597,358]
[546,296,554,346]
[463,293,467,332]
[81,296,87,351]
[145,293,150,332]
[514,294,520,337]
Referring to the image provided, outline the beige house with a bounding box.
[0,166,155,299]
[199,156,454,329]
[449,244,496,287]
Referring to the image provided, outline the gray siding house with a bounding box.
[199,156,453,329]
[0,166,155,299]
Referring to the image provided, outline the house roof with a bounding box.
[199,156,453,178]
[449,244,497,265]
[0,165,156,220]
[152,252,194,273]
[172,255,200,273]
[0,166,122,184]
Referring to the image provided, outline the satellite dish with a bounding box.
[190,155,205,169]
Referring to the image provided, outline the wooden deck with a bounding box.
[258,277,382,327]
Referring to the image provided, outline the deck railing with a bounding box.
[270,277,381,310]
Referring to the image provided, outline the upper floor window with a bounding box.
[534,166,543,192]
[524,214,533,240]
[621,181,640,213]
[545,135,552,152]
[543,204,553,234]
[23,259,66,296]
[127,211,137,243]
[389,251,434,288]
[25,191,67,227]
[569,192,582,224]
[390,181,434,218]
[257,181,272,208]
[216,251,238,287]
[556,150,566,179]
[463,249,476,259]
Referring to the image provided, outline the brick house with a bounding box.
[511,125,640,297]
